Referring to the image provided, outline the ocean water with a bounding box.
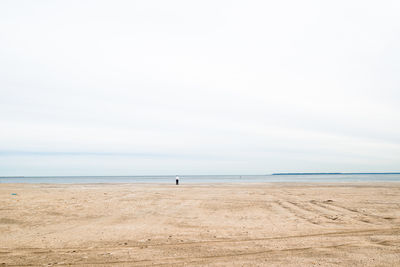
[1,174,400,184]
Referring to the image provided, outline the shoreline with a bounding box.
[2,181,400,186]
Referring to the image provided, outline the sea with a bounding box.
[1,174,400,184]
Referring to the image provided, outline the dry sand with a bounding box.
[1,183,400,266]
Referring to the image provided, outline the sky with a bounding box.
[1,0,399,176]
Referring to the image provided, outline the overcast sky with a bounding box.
[1,0,399,176]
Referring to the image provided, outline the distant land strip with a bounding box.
[272,172,400,175]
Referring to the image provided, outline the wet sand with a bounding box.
[1,183,400,266]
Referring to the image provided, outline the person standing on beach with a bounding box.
[176,175,179,185]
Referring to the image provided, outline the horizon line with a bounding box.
[1,172,400,178]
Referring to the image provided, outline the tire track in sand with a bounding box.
[311,200,386,224]
[4,242,358,266]
[273,200,323,226]
[4,228,400,266]
[5,227,398,252]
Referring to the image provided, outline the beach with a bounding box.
[1,183,400,266]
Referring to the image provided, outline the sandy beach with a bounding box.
[1,183,400,266]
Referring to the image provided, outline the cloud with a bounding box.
[0,0,399,175]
